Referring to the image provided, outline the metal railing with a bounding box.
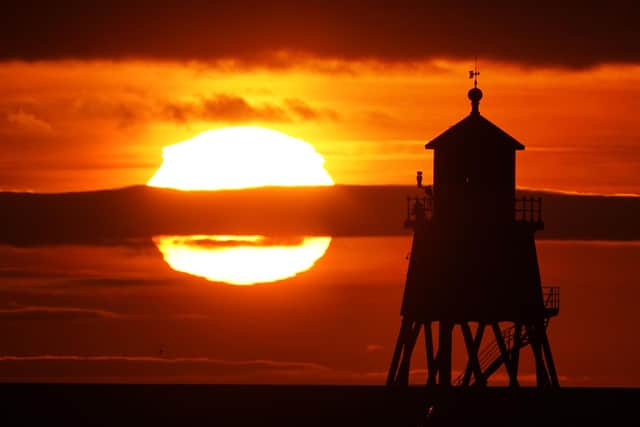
[543,286,560,317]
[404,195,544,227]
[514,197,543,224]
[405,195,433,226]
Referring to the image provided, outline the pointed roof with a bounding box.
[425,113,524,150]
[425,85,524,151]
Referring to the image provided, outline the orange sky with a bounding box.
[0,59,638,195]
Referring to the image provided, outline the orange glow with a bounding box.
[147,127,334,191]
[1,60,639,194]
[153,235,331,285]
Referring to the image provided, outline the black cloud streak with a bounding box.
[1,1,638,68]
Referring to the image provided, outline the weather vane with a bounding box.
[468,56,480,88]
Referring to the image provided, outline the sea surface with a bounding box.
[0,236,638,387]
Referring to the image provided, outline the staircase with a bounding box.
[453,287,560,386]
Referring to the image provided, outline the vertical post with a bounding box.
[537,197,542,223]
[529,197,534,222]
[438,321,453,387]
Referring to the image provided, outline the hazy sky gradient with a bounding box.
[1,238,639,386]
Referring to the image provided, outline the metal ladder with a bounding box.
[453,287,559,386]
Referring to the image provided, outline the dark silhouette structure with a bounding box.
[387,73,560,389]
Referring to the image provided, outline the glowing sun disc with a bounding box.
[147,126,334,191]
[153,235,331,285]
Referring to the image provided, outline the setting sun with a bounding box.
[153,235,331,285]
[147,127,334,191]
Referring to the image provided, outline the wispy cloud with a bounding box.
[5,110,53,134]
[0,304,129,320]
[0,355,335,383]
[162,94,338,124]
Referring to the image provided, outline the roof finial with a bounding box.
[468,56,480,88]
[467,56,483,115]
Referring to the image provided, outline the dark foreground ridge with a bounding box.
[1,185,639,246]
[1,384,637,427]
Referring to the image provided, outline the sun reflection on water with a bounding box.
[153,235,331,285]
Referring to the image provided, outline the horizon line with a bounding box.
[1,183,638,198]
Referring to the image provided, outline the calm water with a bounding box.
[0,236,638,387]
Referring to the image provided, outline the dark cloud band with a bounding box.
[1,1,637,68]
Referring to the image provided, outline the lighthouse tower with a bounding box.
[387,71,560,389]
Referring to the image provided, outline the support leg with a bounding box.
[438,321,453,388]
[396,321,422,386]
[461,322,486,387]
[540,322,560,389]
[424,321,438,387]
[526,323,551,389]
[387,318,411,386]
[492,323,519,388]
[512,322,523,382]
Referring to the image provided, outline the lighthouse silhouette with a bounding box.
[387,71,560,389]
